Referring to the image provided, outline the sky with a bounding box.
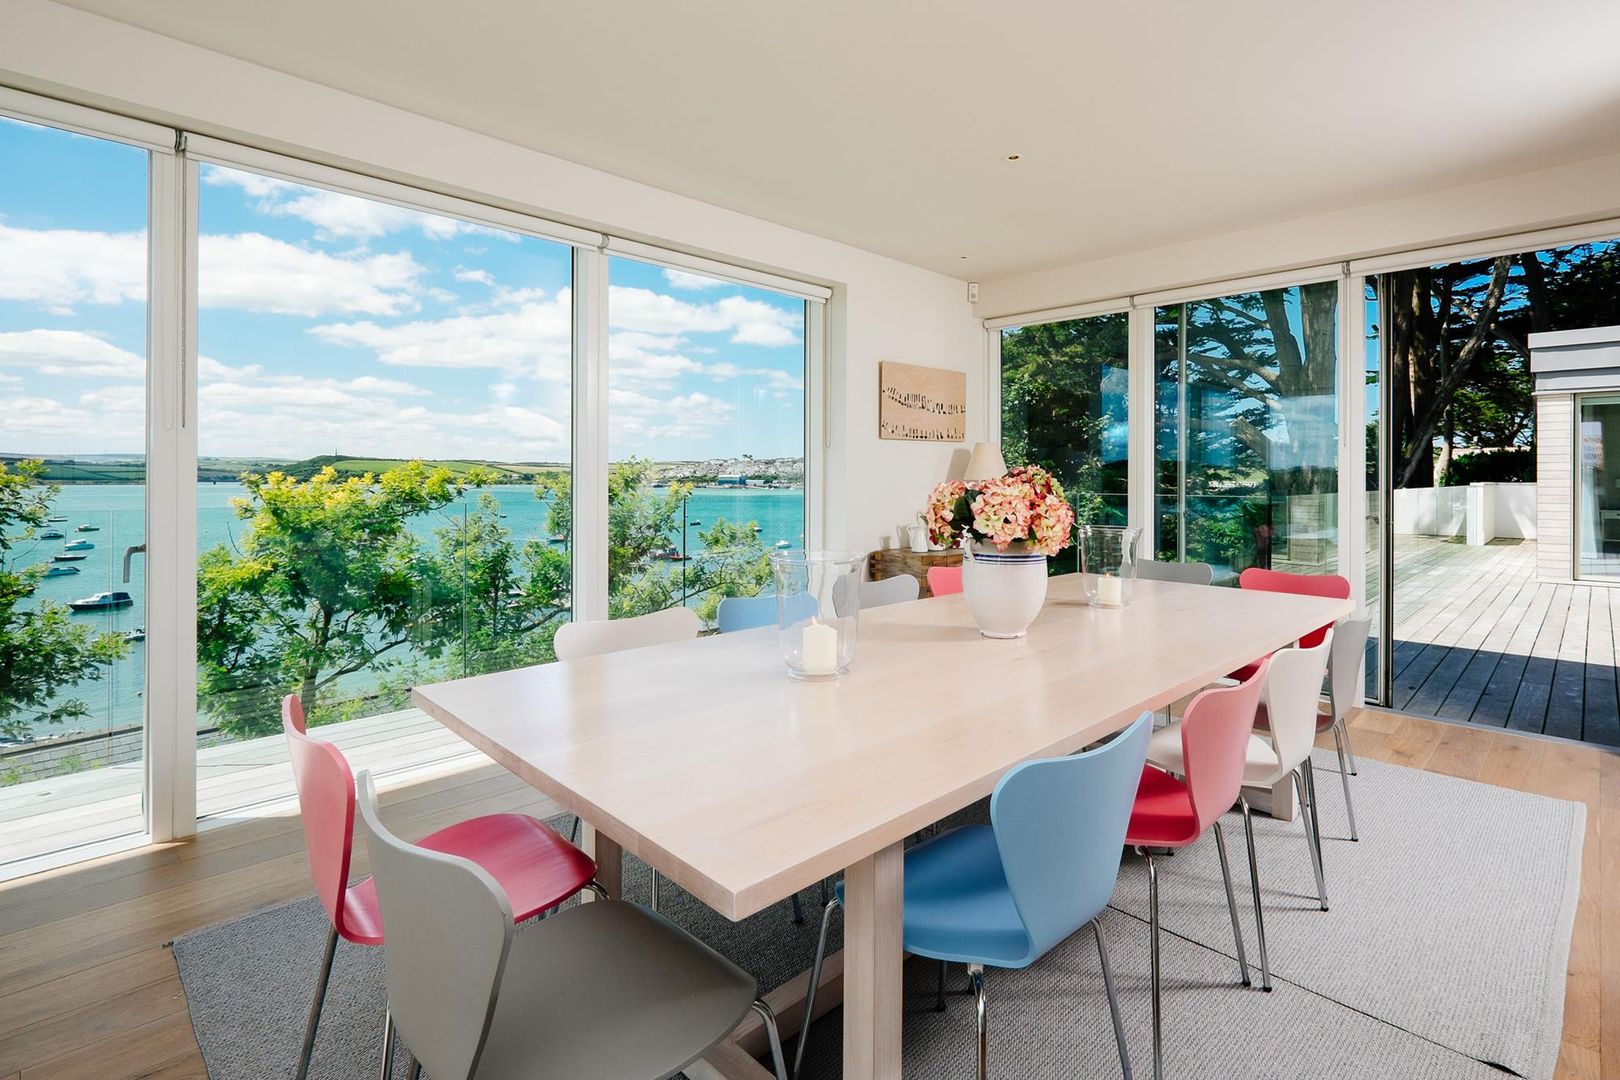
[0,116,807,464]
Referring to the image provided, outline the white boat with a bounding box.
[43,564,81,578]
[68,590,134,612]
[62,539,94,552]
[75,524,100,532]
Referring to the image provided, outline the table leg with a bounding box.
[578,820,622,901]
[841,841,904,1079]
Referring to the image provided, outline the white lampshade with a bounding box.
[962,441,1007,482]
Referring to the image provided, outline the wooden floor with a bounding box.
[0,711,1613,1079]
[1387,536,1620,747]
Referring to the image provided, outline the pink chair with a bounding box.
[282,696,601,1080]
[926,565,963,596]
[1126,660,1270,1080]
[1227,568,1349,680]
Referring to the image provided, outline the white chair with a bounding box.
[552,606,700,912]
[1135,559,1215,586]
[1323,616,1372,841]
[1146,630,1334,991]
[860,573,920,608]
[553,605,700,661]
[355,772,790,1080]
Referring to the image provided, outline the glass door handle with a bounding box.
[123,544,146,583]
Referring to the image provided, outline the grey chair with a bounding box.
[1324,616,1372,841]
[1134,559,1215,586]
[356,770,790,1080]
[860,573,920,608]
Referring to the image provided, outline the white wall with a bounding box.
[977,151,1620,319]
[1392,483,1537,540]
[0,0,985,553]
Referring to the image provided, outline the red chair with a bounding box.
[1127,660,1270,1080]
[926,565,963,596]
[1228,568,1349,680]
[282,695,601,1080]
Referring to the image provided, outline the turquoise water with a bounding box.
[11,483,805,739]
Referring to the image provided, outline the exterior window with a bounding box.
[605,257,806,623]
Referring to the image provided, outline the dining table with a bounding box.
[411,573,1353,1080]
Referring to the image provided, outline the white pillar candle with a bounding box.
[801,620,839,675]
[1096,574,1123,606]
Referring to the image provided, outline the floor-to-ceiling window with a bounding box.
[195,162,573,817]
[998,313,1129,572]
[1155,282,1340,578]
[0,113,153,864]
[604,257,807,624]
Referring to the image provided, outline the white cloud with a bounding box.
[197,355,264,382]
[310,290,572,377]
[199,233,424,317]
[0,223,145,309]
[609,387,736,443]
[455,268,494,286]
[661,268,723,291]
[0,395,97,440]
[608,286,801,347]
[0,329,144,378]
[202,166,517,243]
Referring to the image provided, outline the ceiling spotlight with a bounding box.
[1006,153,1021,161]
[959,255,969,260]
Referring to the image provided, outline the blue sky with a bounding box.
[0,116,807,463]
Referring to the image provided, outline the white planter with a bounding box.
[962,540,1049,639]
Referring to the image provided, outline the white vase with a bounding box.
[962,539,1049,639]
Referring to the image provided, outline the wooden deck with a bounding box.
[0,708,477,872]
[1388,536,1620,746]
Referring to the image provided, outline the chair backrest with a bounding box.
[1260,631,1334,773]
[1178,660,1269,831]
[926,566,963,596]
[1327,616,1372,724]
[861,574,920,608]
[356,771,512,1080]
[991,713,1152,963]
[1135,559,1215,586]
[282,695,357,938]
[553,605,700,661]
[1237,568,1349,648]
[716,591,816,633]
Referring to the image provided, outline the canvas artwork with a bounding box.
[878,361,967,441]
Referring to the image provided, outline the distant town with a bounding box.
[0,452,806,488]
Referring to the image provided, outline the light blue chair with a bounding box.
[715,591,816,633]
[793,713,1153,1080]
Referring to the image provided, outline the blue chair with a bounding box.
[793,713,1152,1080]
[716,591,816,633]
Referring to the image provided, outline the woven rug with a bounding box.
[173,751,1582,1079]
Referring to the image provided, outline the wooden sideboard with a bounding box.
[867,547,963,598]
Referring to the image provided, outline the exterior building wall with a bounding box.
[1537,393,1574,582]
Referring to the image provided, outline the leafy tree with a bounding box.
[0,460,129,739]
[196,463,485,737]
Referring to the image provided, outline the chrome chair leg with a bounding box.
[937,958,948,1012]
[568,813,580,845]
[1239,798,1272,992]
[1210,821,1251,987]
[1338,717,1358,774]
[1304,759,1328,884]
[969,963,987,1080]
[792,898,841,1080]
[791,891,806,925]
[1093,918,1132,1080]
[651,869,662,912]
[409,1060,422,1080]
[1143,850,1164,1080]
[751,999,791,1080]
[379,1009,395,1080]
[295,925,338,1080]
[819,877,829,907]
[1292,769,1328,911]
[1331,724,1360,841]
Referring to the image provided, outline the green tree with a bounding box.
[196,462,485,737]
[0,460,129,739]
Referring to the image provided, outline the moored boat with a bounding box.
[43,564,81,578]
[75,524,100,532]
[67,590,133,612]
[53,553,88,562]
[62,539,94,552]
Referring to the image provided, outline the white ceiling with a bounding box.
[52,0,1620,281]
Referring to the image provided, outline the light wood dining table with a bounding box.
[412,574,1352,1080]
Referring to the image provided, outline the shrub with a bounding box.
[1439,448,1534,486]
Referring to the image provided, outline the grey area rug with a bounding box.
[174,752,1582,1079]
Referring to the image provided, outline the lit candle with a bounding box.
[1096,574,1123,607]
[801,619,839,675]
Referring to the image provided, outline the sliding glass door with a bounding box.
[0,114,153,865]
[1154,282,1340,579]
[194,162,574,818]
[604,256,807,625]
